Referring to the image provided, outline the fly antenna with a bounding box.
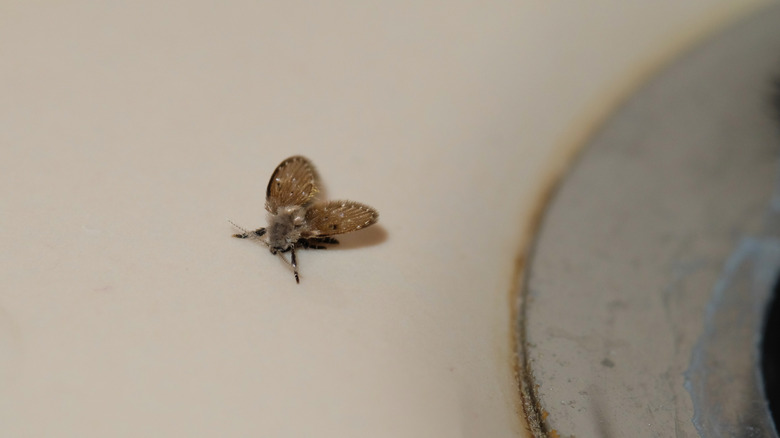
[227,219,250,235]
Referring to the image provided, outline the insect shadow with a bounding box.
[229,155,381,283]
[326,223,388,250]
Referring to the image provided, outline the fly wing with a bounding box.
[265,156,319,213]
[304,200,379,237]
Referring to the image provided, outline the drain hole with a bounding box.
[763,78,780,427]
[762,274,780,428]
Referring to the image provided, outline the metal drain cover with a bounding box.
[519,5,780,437]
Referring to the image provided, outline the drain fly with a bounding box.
[229,155,379,283]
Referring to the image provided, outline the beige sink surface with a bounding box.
[0,1,768,436]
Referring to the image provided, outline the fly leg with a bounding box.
[290,247,299,283]
[312,237,339,245]
[228,220,268,245]
[299,240,325,250]
[274,250,299,284]
[300,237,339,249]
[233,228,266,239]
[228,219,266,239]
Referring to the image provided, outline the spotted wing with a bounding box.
[265,156,319,213]
[304,200,379,237]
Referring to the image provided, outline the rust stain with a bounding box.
[509,140,576,437]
